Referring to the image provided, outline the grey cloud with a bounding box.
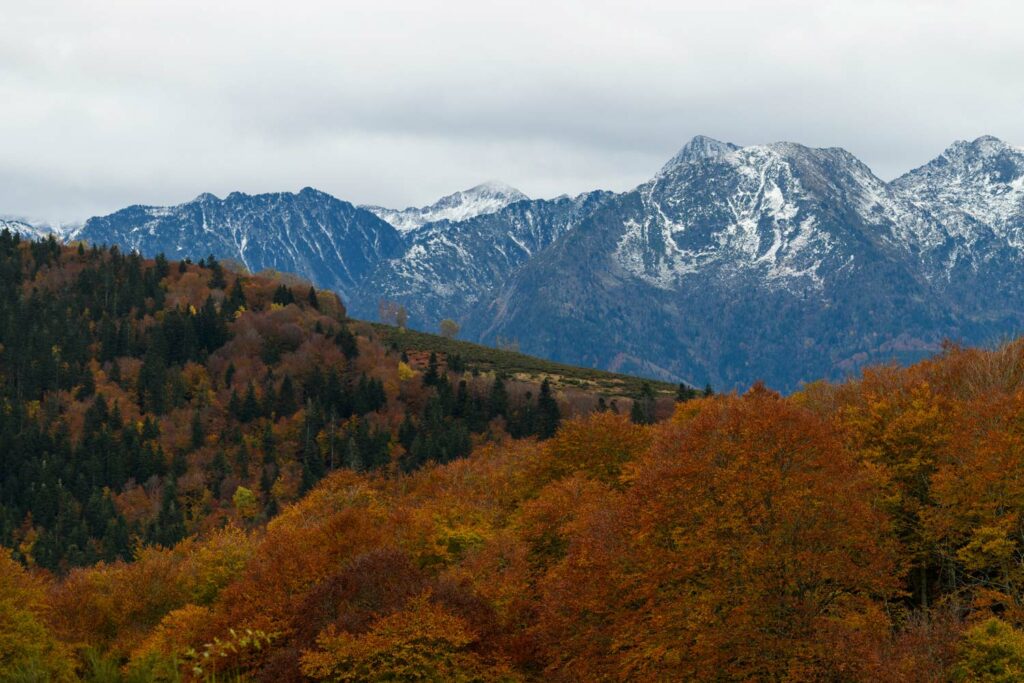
[1,0,1023,222]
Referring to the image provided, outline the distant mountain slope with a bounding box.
[75,188,404,299]
[0,218,62,240]
[349,190,613,325]
[363,180,528,232]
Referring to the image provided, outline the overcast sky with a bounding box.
[2,0,1023,224]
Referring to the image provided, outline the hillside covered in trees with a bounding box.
[6,232,1024,680]
[0,232,664,578]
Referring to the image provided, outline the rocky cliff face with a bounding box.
[75,188,403,300]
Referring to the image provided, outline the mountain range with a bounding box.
[43,134,1024,391]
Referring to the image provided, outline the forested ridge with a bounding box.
[0,232,594,577]
[5,233,1024,680]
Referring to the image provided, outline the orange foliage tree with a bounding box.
[0,550,75,681]
[534,386,902,681]
[300,592,517,682]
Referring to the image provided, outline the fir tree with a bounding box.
[489,374,509,420]
[226,278,247,314]
[241,382,260,423]
[276,375,297,416]
[537,379,561,439]
[190,410,204,450]
[676,382,697,402]
[631,382,657,425]
[424,352,440,386]
[272,284,295,306]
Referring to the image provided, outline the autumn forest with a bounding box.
[4,232,1024,681]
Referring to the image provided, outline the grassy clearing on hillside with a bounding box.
[362,322,678,399]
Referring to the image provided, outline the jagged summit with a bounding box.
[949,134,1017,157]
[891,135,1024,248]
[896,135,1022,183]
[624,135,904,298]
[658,136,874,184]
[190,187,338,207]
[76,188,403,298]
[365,181,529,232]
[660,135,740,172]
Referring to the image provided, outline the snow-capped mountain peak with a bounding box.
[659,135,741,174]
[949,134,1020,159]
[0,217,66,240]
[75,189,403,299]
[620,139,896,293]
[899,135,1023,181]
[364,181,529,232]
[892,134,1024,248]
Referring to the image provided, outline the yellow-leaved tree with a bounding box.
[0,551,75,681]
[300,592,518,682]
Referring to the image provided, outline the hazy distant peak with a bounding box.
[365,181,529,232]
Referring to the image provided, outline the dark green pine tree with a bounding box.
[228,389,243,420]
[276,375,297,416]
[261,422,277,465]
[631,382,657,425]
[226,278,247,314]
[207,255,227,289]
[190,409,205,450]
[151,478,186,548]
[676,382,697,402]
[488,374,509,420]
[536,379,561,439]
[196,296,228,352]
[154,253,170,280]
[209,449,229,496]
[334,325,359,359]
[272,284,295,306]
[241,381,260,422]
[512,391,536,438]
[260,380,278,419]
[171,449,188,478]
[423,352,440,386]
[138,337,168,414]
[100,513,131,563]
